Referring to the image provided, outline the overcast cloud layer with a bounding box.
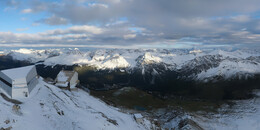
[1,0,260,49]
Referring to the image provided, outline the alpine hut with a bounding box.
[0,65,38,99]
[133,113,144,124]
[55,70,79,90]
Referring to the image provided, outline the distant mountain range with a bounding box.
[3,48,259,82]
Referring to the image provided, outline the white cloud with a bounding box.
[41,15,68,25]
[0,25,139,45]
[16,28,29,32]
[3,0,260,48]
[69,25,104,34]
[231,15,251,22]
[88,3,109,8]
[21,8,33,13]
[42,25,104,36]
[123,34,136,39]
[31,22,41,26]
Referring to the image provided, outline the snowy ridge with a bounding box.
[137,52,162,65]
[0,78,151,130]
[102,54,130,69]
[7,49,61,63]
[3,48,260,81]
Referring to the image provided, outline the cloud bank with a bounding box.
[1,0,260,48]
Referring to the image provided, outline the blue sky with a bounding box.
[0,1,70,33]
[0,0,260,49]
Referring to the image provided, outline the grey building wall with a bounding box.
[28,77,38,93]
[26,66,37,83]
[0,72,12,97]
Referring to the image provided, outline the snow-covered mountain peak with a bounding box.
[7,48,50,63]
[189,49,202,54]
[2,48,260,81]
[65,48,84,56]
[136,52,162,65]
[102,54,130,69]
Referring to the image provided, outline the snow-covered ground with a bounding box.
[1,79,260,130]
[161,90,260,130]
[0,78,151,130]
[193,90,260,130]
[3,48,260,81]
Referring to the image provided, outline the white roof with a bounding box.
[133,113,143,118]
[57,71,69,82]
[1,65,35,79]
[56,70,76,82]
[55,82,69,87]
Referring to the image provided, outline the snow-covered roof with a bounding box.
[56,70,76,82]
[1,65,35,79]
[133,113,143,118]
[55,82,69,88]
